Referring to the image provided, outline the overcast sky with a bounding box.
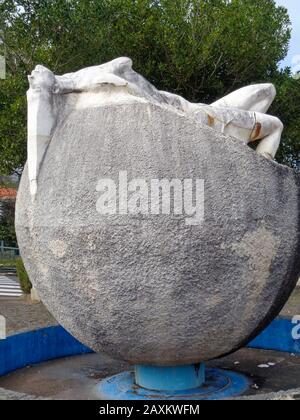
[276,0,300,68]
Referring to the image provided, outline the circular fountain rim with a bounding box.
[0,317,299,400]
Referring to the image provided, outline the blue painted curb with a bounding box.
[0,317,299,379]
[248,317,300,355]
[0,326,92,377]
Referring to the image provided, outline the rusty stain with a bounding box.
[251,122,262,140]
[207,115,215,127]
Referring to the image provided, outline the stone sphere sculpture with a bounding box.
[16,58,300,366]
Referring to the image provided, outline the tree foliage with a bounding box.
[271,71,300,168]
[0,0,299,173]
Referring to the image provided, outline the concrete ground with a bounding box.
[0,296,56,336]
[0,349,300,400]
[0,276,56,337]
[281,286,300,318]
[0,285,299,400]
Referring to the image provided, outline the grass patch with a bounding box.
[15,258,32,294]
[0,258,17,268]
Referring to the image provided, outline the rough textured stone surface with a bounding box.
[0,388,47,400]
[16,100,300,366]
[236,390,300,400]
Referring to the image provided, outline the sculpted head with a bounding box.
[28,65,58,93]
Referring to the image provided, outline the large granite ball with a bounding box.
[16,100,300,365]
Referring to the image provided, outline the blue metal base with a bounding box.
[98,368,250,400]
[135,364,206,392]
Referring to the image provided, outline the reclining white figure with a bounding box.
[27,57,283,197]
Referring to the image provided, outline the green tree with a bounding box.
[271,71,300,168]
[0,0,298,173]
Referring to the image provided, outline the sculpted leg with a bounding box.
[200,106,283,160]
[212,84,276,113]
[251,114,284,160]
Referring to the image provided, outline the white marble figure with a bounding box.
[27,66,58,197]
[27,57,283,197]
